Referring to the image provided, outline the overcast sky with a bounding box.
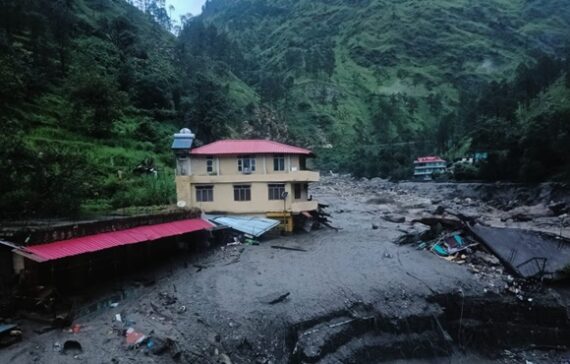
[167,0,207,19]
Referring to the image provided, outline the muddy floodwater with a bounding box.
[2,177,570,363]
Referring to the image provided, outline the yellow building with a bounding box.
[172,129,320,231]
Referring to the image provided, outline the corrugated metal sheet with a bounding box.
[207,215,280,237]
[190,140,312,156]
[22,218,213,262]
[469,224,570,279]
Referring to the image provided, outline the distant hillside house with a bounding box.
[413,156,447,181]
[172,129,320,232]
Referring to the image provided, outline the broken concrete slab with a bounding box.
[394,223,432,245]
[468,224,570,279]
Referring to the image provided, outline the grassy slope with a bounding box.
[7,0,258,214]
[201,0,570,159]
[19,0,177,212]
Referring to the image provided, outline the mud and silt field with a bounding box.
[2,177,570,363]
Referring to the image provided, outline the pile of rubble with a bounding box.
[393,201,570,303]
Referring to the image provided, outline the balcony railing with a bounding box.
[181,170,320,183]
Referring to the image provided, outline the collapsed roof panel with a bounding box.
[469,224,570,279]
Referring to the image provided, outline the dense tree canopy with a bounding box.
[0,0,249,218]
[1,0,570,219]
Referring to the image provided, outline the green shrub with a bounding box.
[111,172,175,209]
[452,163,480,181]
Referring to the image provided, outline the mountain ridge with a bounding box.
[198,0,570,175]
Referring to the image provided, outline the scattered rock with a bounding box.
[549,202,568,216]
[383,214,406,224]
[208,332,221,344]
[218,353,232,364]
[158,292,177,306]
[472,251,501,266]
[512,213,532,222]
[433,206,445,215]
[34,326,54,335]
[367,193,395,205]
[395,223,432,245]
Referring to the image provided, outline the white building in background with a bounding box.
[413,156,447,181]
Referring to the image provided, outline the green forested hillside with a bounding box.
[199,0,570,176]
[460,59,570,182]
[0,0,257,217]
[1,0,570,218]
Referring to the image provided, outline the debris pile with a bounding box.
[396,204,570,303]
[316,203,340,231]
[398,215,500,282]
[428,231,478,258]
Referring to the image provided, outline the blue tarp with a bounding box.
[206,215,280,237]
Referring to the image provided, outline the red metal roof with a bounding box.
[190,140,312,156]
[22,218,213,262]
[414,156,446,164]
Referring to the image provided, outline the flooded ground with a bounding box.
[1,176,570,363]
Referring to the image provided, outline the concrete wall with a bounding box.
[175,178,318,214]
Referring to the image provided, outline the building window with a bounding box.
[196,185,214,202]
[238,155,256,173]
[294,183,302,199]
[273,154,285,171]
[206,156,214,174]
[268,184,286,200]
[234,185,251,201]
